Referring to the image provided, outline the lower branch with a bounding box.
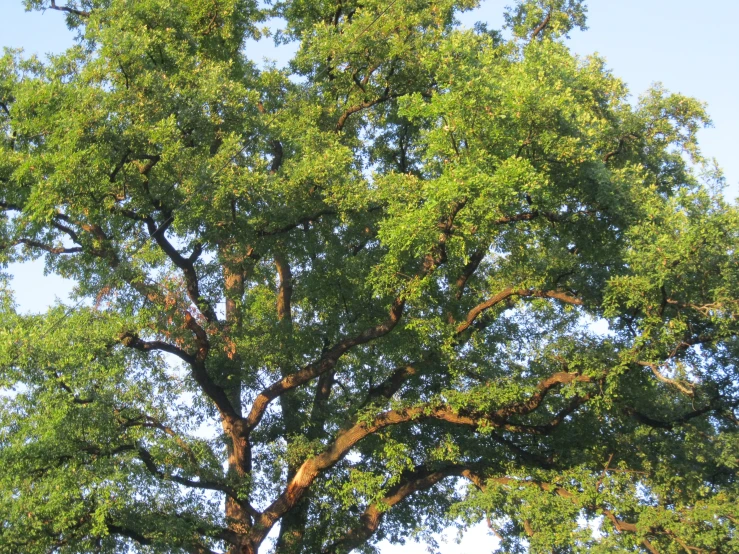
[322,464,470,554]
[252,386,591,545]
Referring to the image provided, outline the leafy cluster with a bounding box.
[1,1,737,553]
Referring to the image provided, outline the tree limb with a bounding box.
[12,238,83,255]
[256,209,337,237]
[323,464,471,553]
[456,288,583,334]
[531,11,552,39]
[274,251,293,325]
[135,447,258,518]
[119,332,197,364]
[49,0,90,17]
[252,384,593,544]
[119,329,240,424]
[455,250,485,299]
[243,298,405,432]
[144,216,217,323]
[336,91,402,131]
[624,402,723,431]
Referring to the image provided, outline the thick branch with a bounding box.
[531,11,551,39]
[323,464,469,554]
[274,252,293,325]
[624,402,721,431]
[504,392,594,435]
[119,329,239,424]
[252,407,428,542]
[256,209,337,237]
[364,363,419,405]
[50,216,83,245]
[106,525,152,546]
[119,332,196,364]
[244,198,459,434]
[455,250,485,299]
[144,217,216,323]
[243,298,405,432]
[308,369,336,438]
[119,413,198,465]
[252,407,471,540]
[336,92,401,131]
[492,372,595,421]
[252,384,590,544]
[491,208,595,226]
[456,288,582,334]
[107,523,220,554]
[0,200,22,212]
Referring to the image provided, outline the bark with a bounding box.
[274,251,309,554]
[222,249,251,554]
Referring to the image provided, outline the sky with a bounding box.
[2,1,738,552]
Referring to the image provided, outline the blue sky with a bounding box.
[2,1,738,552]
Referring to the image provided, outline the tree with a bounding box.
[1,0,737,552]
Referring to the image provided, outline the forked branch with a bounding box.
[253,383,595,544]
[243,298,405,431]
[322,464,470,553]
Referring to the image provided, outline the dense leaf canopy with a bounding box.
[1,1,738,553]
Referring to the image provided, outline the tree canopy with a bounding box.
[1,1,738,553]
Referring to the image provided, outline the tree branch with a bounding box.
[12,238,83,255]
[106,524,152,546]
[0,200,22,212]
[455,250,485,299]
[49,0,90,17]
[638,360,696,397]
[144,217,217,323]
[307,368,336,440]
[364,363,419,405]
[336,91,402,131]
[456,288,583,334]
[274,252,293,325]
[531,11,551,39]
[323,464,470,553]
[491,372,595,422]
[474,475,661,553]
[135,447,258,518]
[118,413,199,465]
[624,402,723,431]
[107,522,221,554]
[50,216,83,245]
[252,374,594,545]
[119,329,240,424]
[243,298,405,432]
[119,332,197,364]
[256,209,337,237]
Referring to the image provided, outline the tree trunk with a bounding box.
[223,253,251,553]
[273,251,309,553]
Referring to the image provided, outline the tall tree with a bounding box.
[1,1,737,553]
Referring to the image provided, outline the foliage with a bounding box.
[1,1,738,553]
